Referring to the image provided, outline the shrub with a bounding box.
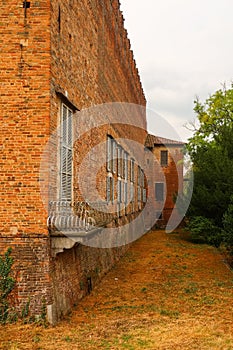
[222,196,233,253]
[187,216,223,247]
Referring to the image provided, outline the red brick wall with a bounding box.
[0,1,52,316]
[149,145,184,227]
[51,242,128,321]
[48,0,147,323]
[0,1,51,235]
[0,0,147,322]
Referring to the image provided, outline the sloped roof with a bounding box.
[145,134,185,148]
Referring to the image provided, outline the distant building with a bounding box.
[145,134,185,229]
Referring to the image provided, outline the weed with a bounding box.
[122,334,133,342]
[159,309,180,318]
[33,335,41,343]
[63,335,72,343]
[184,283,198,294]
[0,248,16,324]
[21,298,30,321]
[201,296,216,305]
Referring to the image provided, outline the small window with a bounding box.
[155,182,164,201]
[161,150,168,166]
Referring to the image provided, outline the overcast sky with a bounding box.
[120,0,233,142]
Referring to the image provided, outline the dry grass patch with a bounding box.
[0,230,233,349]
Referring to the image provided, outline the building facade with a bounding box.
[145,134,184,229]
[0,0,147,323]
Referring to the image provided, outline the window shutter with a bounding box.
[117,179,121,203]
[60,104,73,201]
[113,140,117,174]
[124,182,128,204]
[106,176,111,202]
[155,183,164,201]
[111,177,114,202]
[107,136,111,172]
[130,183,134,203]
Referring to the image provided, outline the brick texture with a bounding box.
[0,0,147,322]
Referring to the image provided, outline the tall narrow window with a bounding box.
[106,176,114,203]
[161,150,168,166]
[137,165,141,186]
[58,6,61,33]
[155,182,164,201]
[124,182,128,204]
[117,146,122,177]
[130,158,135,182]
[130,182,134,203]
[60,104,73,201]
[117,179,122,203]
[123,152,128,180]
[112,139,117,173]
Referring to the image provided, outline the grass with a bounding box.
[0,229,233,349]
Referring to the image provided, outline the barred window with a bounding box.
[161,150,168,166]
[60,103,73,201]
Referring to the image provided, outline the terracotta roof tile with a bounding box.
[145,134,185,148]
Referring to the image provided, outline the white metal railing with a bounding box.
[47,201,116,234]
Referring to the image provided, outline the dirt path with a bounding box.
[1,230,233,350]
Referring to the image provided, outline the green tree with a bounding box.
[186,83,233,247]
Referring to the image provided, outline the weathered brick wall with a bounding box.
[0,235,52,316]
[48,0,147,323]
[51,242,128,322]
[0,0,147,322]
[50,0,146,110]
[0,1,52,314]
[151,146,184,226]
[0,0,51,236]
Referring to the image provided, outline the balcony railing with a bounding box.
[47,201,117,234]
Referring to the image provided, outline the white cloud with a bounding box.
[120,0,233,141]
